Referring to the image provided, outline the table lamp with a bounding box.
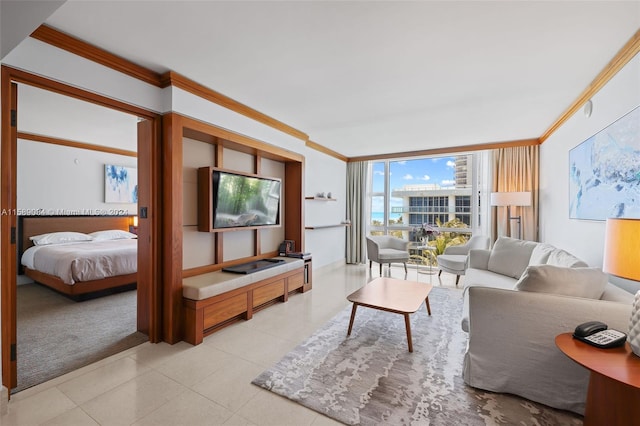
[603,218,640,356]
[490,191,532,240]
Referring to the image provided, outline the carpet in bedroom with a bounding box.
[15,283,147,393]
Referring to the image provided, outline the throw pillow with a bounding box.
[514,265,607,299]
[546,249,588,268]
[487,237,538,279]
[528,243,556,266]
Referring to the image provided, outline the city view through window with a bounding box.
[370,155,475,248]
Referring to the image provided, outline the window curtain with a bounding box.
[346,161,367,264]
[492,145,539,242]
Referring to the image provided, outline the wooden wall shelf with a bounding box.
[305,196,337,201]
[305,224,351,230]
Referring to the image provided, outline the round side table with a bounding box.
[555,333,640,425]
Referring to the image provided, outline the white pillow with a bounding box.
[487,237,538,279]
[514,265,607,299]
[89,229,137,241]
[30,231,93,246]
[528,243,556,266]
[546,249,588,268]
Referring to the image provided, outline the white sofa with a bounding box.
[461,237,634,415]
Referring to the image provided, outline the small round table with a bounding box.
[555,333,640,425]
[414,245,437,275]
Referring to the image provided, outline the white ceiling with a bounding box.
[23,1,640,157]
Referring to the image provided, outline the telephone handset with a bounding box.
[573,321,627,349]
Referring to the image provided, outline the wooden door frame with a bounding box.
[1,65,163,393]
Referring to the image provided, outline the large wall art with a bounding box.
[105,164,137,203]
[569,105,640,220]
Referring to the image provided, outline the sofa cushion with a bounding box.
[461,267,519,332]
[514,265,606,299]
[487,237,538,279]
[529,243,556,266]
[546,249,588,268]
[601,282,635,303]
[377,248,409,262]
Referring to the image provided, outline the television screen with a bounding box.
[212,170,281,229]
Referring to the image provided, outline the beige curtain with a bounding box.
[492,145,539,242]
[346,161,368,264]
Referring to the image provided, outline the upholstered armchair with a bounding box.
[366,236,410,275]
[437,235,490,285]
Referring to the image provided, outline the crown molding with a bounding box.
[540,28,640,143]
[30,25,164,87]
[161,71,309,142]
[306,140,348,162]
[18,131,137,157]
[347,138,540,163]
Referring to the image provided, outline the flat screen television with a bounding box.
[211,169,281,229]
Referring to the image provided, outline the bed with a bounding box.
[19,216,138,298]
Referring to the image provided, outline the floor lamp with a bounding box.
[490,191,532,240]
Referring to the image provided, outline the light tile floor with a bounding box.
[2,262,464,426]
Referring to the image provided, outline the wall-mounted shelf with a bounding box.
[305,196,337,201]
[305,223,351,230]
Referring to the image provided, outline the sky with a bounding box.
[371,156,457,215]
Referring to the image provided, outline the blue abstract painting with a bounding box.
[105,164,137,203]
[569,105,640,220]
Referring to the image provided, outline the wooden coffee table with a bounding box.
[346,277,432,352]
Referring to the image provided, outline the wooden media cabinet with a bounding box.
[182,257,312,345]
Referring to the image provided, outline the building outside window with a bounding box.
[369,154,481,240]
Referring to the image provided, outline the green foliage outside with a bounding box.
[431,217,469,255]
[370,215,470,268]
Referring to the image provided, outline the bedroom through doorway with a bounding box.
[1,73,160,394]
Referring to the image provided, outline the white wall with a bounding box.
[540,53,640,279]
[303,147,348,267]
[17,140,137,215]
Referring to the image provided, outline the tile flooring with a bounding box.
[2,262,463,426]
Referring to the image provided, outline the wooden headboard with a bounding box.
[19,215,133,254]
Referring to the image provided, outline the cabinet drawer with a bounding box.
[288,272,304,291]
[203,293,247,329]
[253,279,285,307]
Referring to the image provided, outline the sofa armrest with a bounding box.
[463,286,632,414]
[468,249,491,269]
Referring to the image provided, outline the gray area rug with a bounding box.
[252,287,583,425]
[15,283,147,393]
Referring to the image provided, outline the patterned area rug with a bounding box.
[252,287,583,425]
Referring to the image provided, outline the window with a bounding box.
[368,153,486,240]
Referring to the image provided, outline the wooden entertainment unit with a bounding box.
[161,113,306,345]
[182,257,312,345]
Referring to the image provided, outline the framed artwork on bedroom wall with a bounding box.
[105,164,138,203]
[569,105,640,221]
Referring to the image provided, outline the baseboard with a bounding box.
[1,385,7,415]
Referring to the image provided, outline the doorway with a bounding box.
[1,66,162,393]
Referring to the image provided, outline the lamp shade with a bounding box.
[132,216,139,227]
[490,192,532,207]
[603,218,640,281]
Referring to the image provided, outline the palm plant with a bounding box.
[432,218,470,256]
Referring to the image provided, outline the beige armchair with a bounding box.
[366,235,410,275]
[437,235,490,285]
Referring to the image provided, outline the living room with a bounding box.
[2,1,640,424]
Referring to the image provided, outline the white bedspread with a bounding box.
[21,239,137,285]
